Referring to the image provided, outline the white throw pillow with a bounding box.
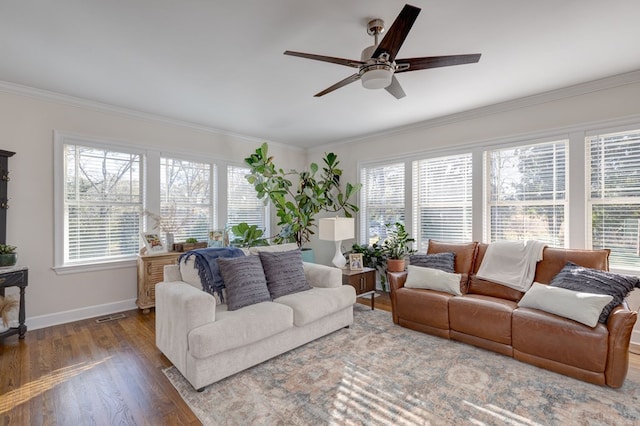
[517,282,613,327]
[404,265,462,296]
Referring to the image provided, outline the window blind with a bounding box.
[160,157,214,242]
[360,163,405,245]
[413,153,472,250]
[588,129,640,269]
[487,140,567,246]
[64,144,142,262]
[227,165,267,232]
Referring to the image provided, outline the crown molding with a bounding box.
[0,80,301,151]
[311,69,640,152]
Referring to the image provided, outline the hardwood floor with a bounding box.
[0,309,199,426]
[1,293,638,425]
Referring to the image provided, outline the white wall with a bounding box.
[308,77,640,342]
[0,88,305,328]
[4,75,640,340]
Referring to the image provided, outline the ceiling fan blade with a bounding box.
[385,75,406,99]
[284,51,363,68]
[372,4,421,62]
[314,73,361,97]
[395,54,481,73]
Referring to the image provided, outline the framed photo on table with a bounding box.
[141,232,165,253]
[349,253,364,271]
[208,229,228,247]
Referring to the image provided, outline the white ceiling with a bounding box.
[2,1,640,148]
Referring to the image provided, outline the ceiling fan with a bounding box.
[284,4,481,99]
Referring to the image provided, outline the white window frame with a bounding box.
[226,163,270,236]
[54,132,145,273]
[484,138,569,247]
[412,153,473,250]
[358,160,407,246]
[585,125,640,272]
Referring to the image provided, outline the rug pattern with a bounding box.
[164,305,640,425]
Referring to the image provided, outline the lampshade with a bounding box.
[319,217,355,242]
[319,217,355,268]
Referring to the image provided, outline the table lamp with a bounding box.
[319,217,355,268]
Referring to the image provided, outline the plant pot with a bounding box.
[387,259,405,272]
[0,253,17,267]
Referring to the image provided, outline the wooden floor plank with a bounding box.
[0,292,638,426]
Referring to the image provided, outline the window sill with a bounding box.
[53,258,137,275]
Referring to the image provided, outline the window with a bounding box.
[160,157,214,242]
[227,165,268,231]
[413,153,472,250]
[63,143,142,263]
[486,140,567,246]
[588,129,640,269]
[359,163,405,245]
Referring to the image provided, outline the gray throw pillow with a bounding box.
[259,249,311,299]
[550,262,640,323]
[217,256,271,311]
[409,252,455,273]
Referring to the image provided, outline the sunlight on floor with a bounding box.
[464,400,542,426]
[330,362,437,425]
[0,356,111,413]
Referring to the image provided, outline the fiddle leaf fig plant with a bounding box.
[245,143,361,247]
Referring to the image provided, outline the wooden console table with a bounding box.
[0,266,28,340]
[137,252,182,313]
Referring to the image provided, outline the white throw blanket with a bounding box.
[476,240,546,292]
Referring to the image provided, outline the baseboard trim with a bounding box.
[27,299,137,331]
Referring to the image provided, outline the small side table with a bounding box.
[0,266,28,340]
[342,267,376,310]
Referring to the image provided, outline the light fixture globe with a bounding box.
[360,44,394,90]
[361,67,393,89]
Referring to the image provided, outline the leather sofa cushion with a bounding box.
[427,240,478,275]
[189,301,293,359]
[470,244,525,301]
[534,247,610,283]
[394,287,453,330]
[512,307,608,372]
[274,286,355,327]
[449,295,517,345]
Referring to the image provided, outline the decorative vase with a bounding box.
[0,253,17,267]
[386,259,405,272]
[301,248,315,263]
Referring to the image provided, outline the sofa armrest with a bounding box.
[155,280,216,373]
[164,264,182,282]
[388,271,408,324]
[303,262,342,288]
[605,304,638,387]
[388,271,407,291]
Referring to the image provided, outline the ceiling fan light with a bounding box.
[361,68,393,89]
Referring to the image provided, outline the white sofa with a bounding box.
[156,255,356,391]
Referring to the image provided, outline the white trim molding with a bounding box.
[26,299,137,331]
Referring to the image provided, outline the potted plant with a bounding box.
[350,242,390,291]
[244,143,361,248]
[381,222,416,272]
[0,244,17,267]
[230,223,269,248]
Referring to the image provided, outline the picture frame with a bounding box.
[349,253,364,271]
[141,232,165,253]
[208,229,228,248]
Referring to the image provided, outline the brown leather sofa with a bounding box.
[388,240,638,387]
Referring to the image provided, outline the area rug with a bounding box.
[163,305,640,425]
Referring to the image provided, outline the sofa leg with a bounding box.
[196,386,206,392]
[344,325,350,329]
